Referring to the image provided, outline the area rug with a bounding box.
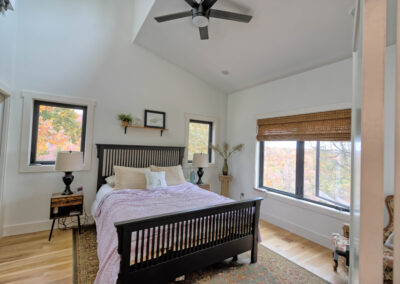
[73,226,328,284]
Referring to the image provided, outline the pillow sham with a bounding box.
[105,175,116,187]
[150,165,186,186]
[145,171,167,189]
[114,166,149,190]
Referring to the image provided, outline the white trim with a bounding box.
[183,113,218,168]
[255,102,352,120]
[254,187,350,222]
[260,212,332,248]
[19,91,96,173]
[3,216,95,236]
[0,86,12,238]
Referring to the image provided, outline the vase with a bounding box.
[222,159,229,176]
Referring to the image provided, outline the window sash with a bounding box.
[259,141,350,211]
[30,100,87,165]
[188,119,213,163]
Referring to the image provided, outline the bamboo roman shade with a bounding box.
[257,109,351,141]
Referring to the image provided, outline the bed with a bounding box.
[94,144,262,284]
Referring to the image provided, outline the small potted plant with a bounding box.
[210,143,244,176]
[118,114,133,127]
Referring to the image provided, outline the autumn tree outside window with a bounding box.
[188,119,213,163]
[30,100,87,165]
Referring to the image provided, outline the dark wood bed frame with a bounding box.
[96,144,263,284]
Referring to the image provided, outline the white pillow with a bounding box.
[385,232,394,249]
[145,171,167,189]
[150,165,186,186]
[105,175,116,187]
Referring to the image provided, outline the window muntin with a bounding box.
[259,140,351,211]
[30,101,87,165]
[188,119,213,163]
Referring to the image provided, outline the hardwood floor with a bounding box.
[0,229,72,284]
[0,220,348,284]
[259,220,348,284]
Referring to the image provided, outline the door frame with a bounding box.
[0,83,12,238]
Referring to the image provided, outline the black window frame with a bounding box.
[30,100,87,165]
[259,141,350,212]
[188,119,213,163]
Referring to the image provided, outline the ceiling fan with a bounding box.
[154,0,252,40]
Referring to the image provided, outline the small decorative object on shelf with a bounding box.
[193,153,209,185]
[219,175,232,197]
[49,191,83,241]
[210,143,244,175]
[55,151,83,195]
[144,109,166,129]
[118,113,133,127]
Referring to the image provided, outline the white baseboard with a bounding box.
[3,215,95,237]
[260,212,332,249]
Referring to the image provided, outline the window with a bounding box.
[259,140,351,211]
[187,119,213,163]
[30,100,87,165]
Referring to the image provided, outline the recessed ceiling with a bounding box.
[134,0,356,94]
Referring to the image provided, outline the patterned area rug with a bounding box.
[73,226,328,284]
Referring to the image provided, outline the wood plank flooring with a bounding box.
[0,220,348,284]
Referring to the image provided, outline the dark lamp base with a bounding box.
[62,172,74,195]
[196,167,204,185]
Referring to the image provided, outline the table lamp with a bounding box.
[192,153,209,185]
[55,151,83,195]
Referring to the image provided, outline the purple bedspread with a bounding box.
[93,182,233,284]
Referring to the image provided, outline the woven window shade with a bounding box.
[257,109,351,141]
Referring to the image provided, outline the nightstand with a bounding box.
[198,184,210,191]
[49,192,83,241]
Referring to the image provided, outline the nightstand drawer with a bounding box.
[51,196,83,208]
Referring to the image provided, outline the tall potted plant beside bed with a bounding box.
[210,143,243,176]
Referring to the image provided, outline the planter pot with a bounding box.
[222,159,229,176]
[121,121,129,127]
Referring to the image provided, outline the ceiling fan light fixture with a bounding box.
[192,15,209,28]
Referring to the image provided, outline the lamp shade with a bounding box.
[192,153,209,168]
[55,151,83,172]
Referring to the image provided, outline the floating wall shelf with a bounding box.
[123,125,167,136]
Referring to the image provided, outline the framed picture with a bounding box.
[144,110,166,129]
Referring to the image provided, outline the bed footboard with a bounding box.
[114,198,262,284]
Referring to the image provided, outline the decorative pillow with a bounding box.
[385,232,394,249]
[150,165,186,186]
[145,171,167,189]
[114,166,149,190]
[105,175,116,187]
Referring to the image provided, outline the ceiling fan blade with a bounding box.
[209,9,252,23]
[154,11,192,22]
[202,0,218,10]
[184,0,199,8]
[199,26,209,40]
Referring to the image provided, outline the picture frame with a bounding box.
[144,110,166,129]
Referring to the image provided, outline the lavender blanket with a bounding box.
[93,182,233,284]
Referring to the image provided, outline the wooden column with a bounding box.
[394,0,400,281]
[359,0,386,282]
[219,175,232,197]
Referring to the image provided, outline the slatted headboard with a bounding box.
[96,144,185,190]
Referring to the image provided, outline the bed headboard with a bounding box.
[96,144,185,190]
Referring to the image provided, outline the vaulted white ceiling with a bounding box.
[134,0,356,94]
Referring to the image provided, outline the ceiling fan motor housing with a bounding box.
[192,6,210,28]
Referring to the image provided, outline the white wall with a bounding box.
[2,0,227,236]
[227,59,354,248]
[0,0,17,90]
